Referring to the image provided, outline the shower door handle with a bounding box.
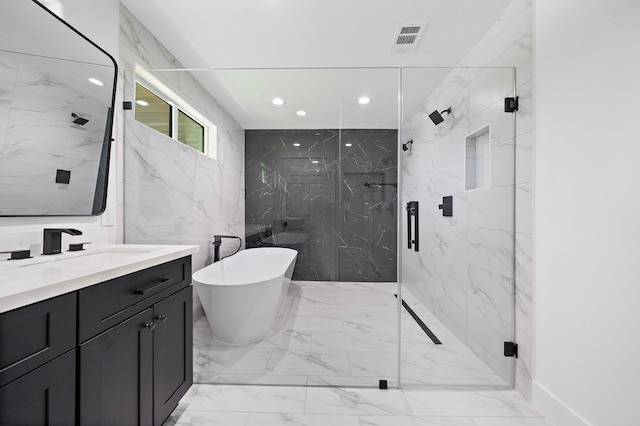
[406,201,419,252]
[407,202,413,249]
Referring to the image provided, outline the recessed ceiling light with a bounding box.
[296,110,306,117]
[293,143,301,147]
[135,100,149,107]
[311,160,319,164]
[88,77,104,86]
[345,143,353,147]
[272,97,285,106]
[358,96,370,105]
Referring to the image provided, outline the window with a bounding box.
[135,83,171,137]
[134,81,209,155]
[177,110,204,152]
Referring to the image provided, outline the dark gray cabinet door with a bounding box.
[79,308,154,426]
[0,292,76,387]
[0,350,75,426]
[153,286,193,426]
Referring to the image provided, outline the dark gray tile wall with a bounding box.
[245,129,397,282]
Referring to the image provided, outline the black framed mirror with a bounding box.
[0,0,117,216]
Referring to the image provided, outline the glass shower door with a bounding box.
[399,67,517,387]
[212,68,401,387]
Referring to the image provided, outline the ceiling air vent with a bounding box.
[391,24,424,54]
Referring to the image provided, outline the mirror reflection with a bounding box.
[0,0,117,216]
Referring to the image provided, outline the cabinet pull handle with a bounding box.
[134,278,171,295]
[144,322,155,330]
[155,314,167,322]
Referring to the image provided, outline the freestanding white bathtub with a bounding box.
[192,247,297,344]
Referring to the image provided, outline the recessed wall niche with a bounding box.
[464,124,491,191]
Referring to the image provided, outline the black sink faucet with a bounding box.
[43,228,82,255]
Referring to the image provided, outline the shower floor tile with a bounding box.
[193,280,508,387]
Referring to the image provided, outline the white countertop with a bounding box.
[0,244,199,314]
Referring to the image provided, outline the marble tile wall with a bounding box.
[119,5,245,318]
[400,0,533,398]
[245,129,397,282]
[0,55,108,215]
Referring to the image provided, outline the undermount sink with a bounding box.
[14,246,162,268]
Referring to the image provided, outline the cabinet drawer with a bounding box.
[78,257,191,342]
[0,292,76,387]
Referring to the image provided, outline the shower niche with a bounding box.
[465,124,492,191]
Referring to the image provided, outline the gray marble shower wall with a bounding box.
[245,129,397,282]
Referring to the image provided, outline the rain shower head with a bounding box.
[402,140,413,151]
[428,107,452,125]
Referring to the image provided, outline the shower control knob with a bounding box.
[155,314,167,322]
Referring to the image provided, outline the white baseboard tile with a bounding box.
[532,381,592,426]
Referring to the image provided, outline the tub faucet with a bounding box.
[43,228,82,255]
[213,235,242,262]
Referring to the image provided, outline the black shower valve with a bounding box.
[438,196,453,217]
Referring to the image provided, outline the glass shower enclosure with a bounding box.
[122,65,517,389]
[399,67,517,387]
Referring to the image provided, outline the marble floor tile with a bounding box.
[266,349,351,376]
[472,418,554,426]
[426,354,501,380]
[171,411,248,426]
[194,372,308,386]
[344,314,400,334]
[379,333,440,354]
[245,413,360,426]
[285,296,318,316]
[311,330,383,352]
[192,281,511,387]
[286,314,345,332]
[348,351,397,377]
[188,385,307,413]
[359,416,476,426]
[403,389,543,417]
[263,329,314,350]
[193,346,272,374]
[305,387,410,415]
[164,386,554,426]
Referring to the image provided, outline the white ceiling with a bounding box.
[120,0,512,129]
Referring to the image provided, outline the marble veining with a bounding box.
[119,5,245,322]
[245,129,397,282]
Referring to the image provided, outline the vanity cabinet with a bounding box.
[0,255,193,426]
[79,286,192,426]
[78,256,192,426]
[0,293,77,426]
